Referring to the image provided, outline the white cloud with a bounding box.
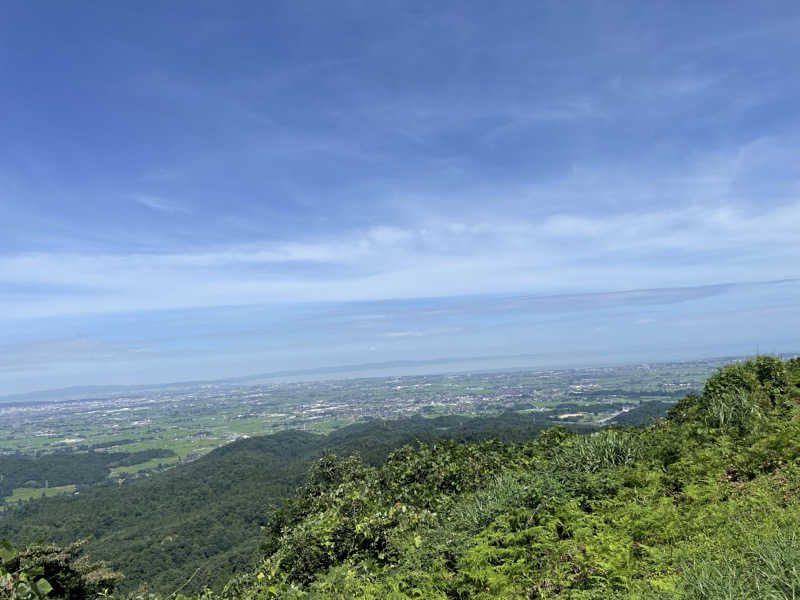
[132,194,188,213]
[1,196,799,319]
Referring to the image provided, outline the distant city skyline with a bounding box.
[2,2,800,393]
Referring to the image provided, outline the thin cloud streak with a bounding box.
[1,200,798,318]
[131,194,189,214]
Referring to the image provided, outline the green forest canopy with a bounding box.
[1,411,586,594]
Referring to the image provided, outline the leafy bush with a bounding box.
[702,362,758,404]
[1,540,53,600]
[669,356,795,438]
[0,541,120,600]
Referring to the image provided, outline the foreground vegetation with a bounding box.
[3,356,800,599]
[1,414,584,594]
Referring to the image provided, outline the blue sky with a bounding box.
[2,2,800,394]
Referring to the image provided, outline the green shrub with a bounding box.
[1,540,120,600]
[669,356,791,437]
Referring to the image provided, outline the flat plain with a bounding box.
[0,356,733,507]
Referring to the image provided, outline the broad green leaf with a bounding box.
[35,578,54,597]
[0,539,17,562]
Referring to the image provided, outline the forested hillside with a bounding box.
[0,449,175,501]
[217,356,800,599]
[3,356,800,599]
[1,412,581,594]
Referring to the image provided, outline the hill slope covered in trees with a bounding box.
[3,356,800,600]
[1,412,581,594]
[218,355,800,599]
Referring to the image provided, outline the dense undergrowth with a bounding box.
[3,356,800,599]
[222,355,800,600]
[2,412,584,595]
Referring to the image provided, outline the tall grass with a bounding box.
[704,388,763,436]
[637,517,800,600]
[558,429,643,473]
[678,527,800,599]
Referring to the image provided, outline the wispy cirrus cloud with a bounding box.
[131,194,189,214]
[1,198,799,319]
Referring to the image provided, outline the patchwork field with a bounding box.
[0,357,731,504]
